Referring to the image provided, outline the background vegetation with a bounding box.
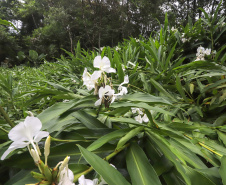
[0,0,226,65]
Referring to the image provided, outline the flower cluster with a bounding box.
[83,56,129,107]
[171,27,178,32]
[195,46,211,61]
[181,33,190,43]
[1,116,49,161]
[1,116,76,185]
[115,46,120,51]
[131,108,149,124]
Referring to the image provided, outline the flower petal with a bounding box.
[78,175,98,185]
[103,67,116,73]
[91,71,102,81]
[24,116,42,137]
[142,114,149,122]
[102,56,111,68]
[135,115,143,123]
[95,98,102,106]
[34,131,49,143]
[98,87,105,98]
[8,121,27,142]
[93,56,102,68]
[1,141,28,160]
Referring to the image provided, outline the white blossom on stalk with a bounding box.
[58,167,75,185]
[135,115,143,123]
[83,68,96,91]
[197,46,205,55]
[95,85,115,106]
[78,175,98,185]
[195,46,211,61]
[58,156,75,185]
[118,75,129,96]
[93,56,116,80]
[131,108,143,115]
[171,27,177,32]
[1,116,49,160]
[142,114,149,123]
[205,48,211,55]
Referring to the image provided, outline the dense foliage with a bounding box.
[0,1,226,185]
[0,0,226,65]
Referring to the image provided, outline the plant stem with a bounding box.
[184,134,222,157]
[0,127,9,134]
[0,104,14,128]
[51,137,92,143]
[128,84,146,93]
[73,143,130,182]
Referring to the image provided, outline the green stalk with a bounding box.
[50,137,92,143]
[0,127,9,134]
[0,104,14,128]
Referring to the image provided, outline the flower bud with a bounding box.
[30,149,40,164]
[59,156,70,172]
[44,136,51,165]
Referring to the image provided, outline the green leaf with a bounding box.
[184,166,216,185]
[110,102,174,116]
[5,170,37,185]
[116,126,144,150]
[38,101,77,127]
[87,129,131,151]
[78,145,131,185]
[220,155,226,185]
[214,114,226,126]
[217,131,226,147]
[150,78,176,101]
[73,110,107,128]
[0,18,18,31]
[176,76,188,102]
[122,92,172,105]
[126,143,161,185]
[146,130,191,185]
[165,43,176,70]
[29,50,39,61]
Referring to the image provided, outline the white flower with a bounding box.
[197,46,205,54]
[83,68,96,91]
[95,85,115,106]
[131,108,143,115]
[118,86,128,95]
[171,27,177,32]
[93,56,116,77]
[135,115,143,123]
[117,75,129,96]
[181,38,187,43]
[142,114,149,122]
[120,75,129,86]
[78,175,98,185]
[131,108,137,114]
[58,167,75,185]
[1,116,49,160]
[205,48,211,55]
[115,46,120,51]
